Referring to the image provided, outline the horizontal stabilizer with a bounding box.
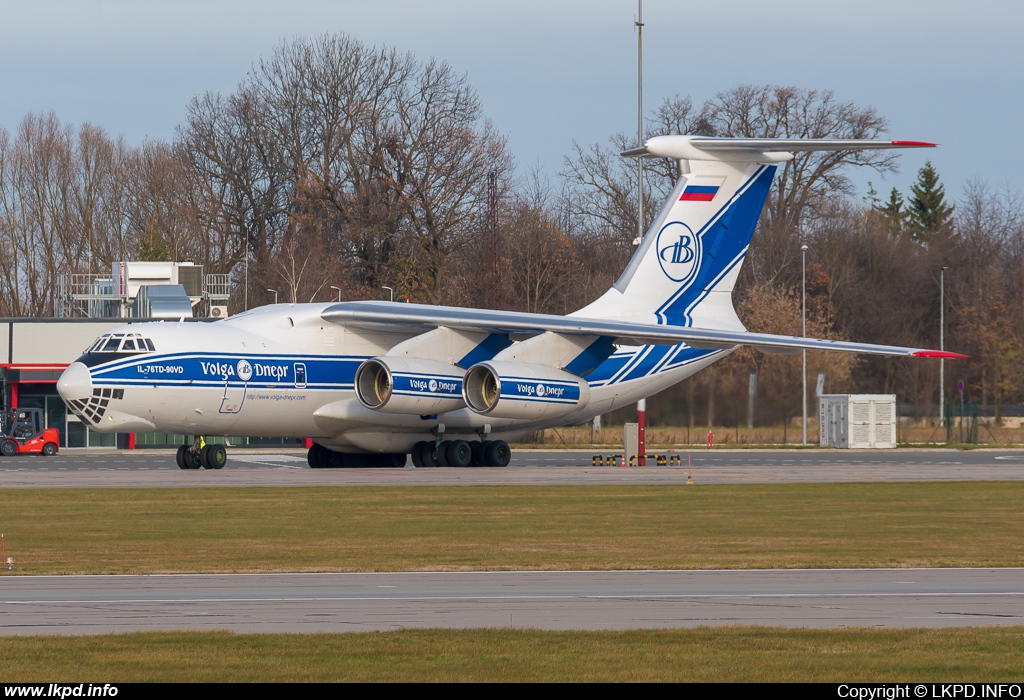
[323,301,966,360]
[622,136,936,162]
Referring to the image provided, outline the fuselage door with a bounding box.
[219,359,252,414]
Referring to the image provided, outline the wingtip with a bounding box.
[911,350,968,359]
[891,140,938,148]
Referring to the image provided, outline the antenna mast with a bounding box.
[635,1,648,467]
[636,0,644,245]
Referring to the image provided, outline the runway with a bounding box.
[2,569,1022,634]
[5,451,1021,636]
[1,449,1023,488]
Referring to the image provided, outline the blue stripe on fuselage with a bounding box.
[87,352,363,390]
[458,333,513,368]
[584,343,717,388]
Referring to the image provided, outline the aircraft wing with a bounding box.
[322,301,965,359]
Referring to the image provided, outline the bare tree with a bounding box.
[179,33,513,307]
[178,87,291,307]
[501,197,581,314]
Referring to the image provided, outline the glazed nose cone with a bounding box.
[57,362,92,403]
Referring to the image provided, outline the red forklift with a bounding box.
[0,408,60,456]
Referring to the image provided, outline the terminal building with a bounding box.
[3,261,229,449]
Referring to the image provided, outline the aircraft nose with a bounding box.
[57,362,93,403]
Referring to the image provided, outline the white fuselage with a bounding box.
[56,303,727,454]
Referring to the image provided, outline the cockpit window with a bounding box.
[87,333,156,354]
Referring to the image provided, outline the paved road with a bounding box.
[2,569,1021,634]
[2,449,1023,487]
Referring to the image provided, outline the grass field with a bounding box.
[4,482,1023,682]
[1,482,1023,574]
[2,628,1023,681]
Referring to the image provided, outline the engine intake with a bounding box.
[355,357,465,414]
[463,361,590,420]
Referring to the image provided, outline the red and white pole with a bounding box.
[637,399,647,466]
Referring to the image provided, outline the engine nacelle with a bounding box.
[462,361,590,420]
[354,357,465,414]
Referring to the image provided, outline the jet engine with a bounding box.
[354,357,465,414]
[462,361,590,420]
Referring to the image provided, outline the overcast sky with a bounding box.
[1,0,1020,202]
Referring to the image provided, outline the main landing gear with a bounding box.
[305,440,510,469]
[307,443,408,469]
[176,438,227,470]
[409,439,510,468]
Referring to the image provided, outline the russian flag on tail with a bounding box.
[680,185,719,202]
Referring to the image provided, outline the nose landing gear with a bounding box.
[176,438,227,470]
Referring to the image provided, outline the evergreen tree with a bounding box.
[864,181,880,207]
[875,186,908,236]
[908,161,954,240]
[137,222,171,261]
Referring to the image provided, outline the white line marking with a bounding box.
[6,592,1024,606]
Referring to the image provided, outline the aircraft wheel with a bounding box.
[316,446,334,469]
[183,447,202,470]
[1,440,17,457]
[485,440,511,467]
[201,444,226,470]
[446,440,472,467]
[364,453,400,468]
[420,441,439,467]
[436,440,453,466]
[411,441,426,467]
[470,441,487,467]
[42,442,57,456]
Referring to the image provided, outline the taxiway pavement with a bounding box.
[1,449,1022,488]
[2,569,1021,634]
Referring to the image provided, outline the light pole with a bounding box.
[940,266,947,425]
[330,286,343,302]
[382,286,394,302]
[635,0,644,246]
[267,288,278,305]
[802,244,809,446]
[635,0,647,466]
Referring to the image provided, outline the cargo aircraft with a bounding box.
[56,136,964,469]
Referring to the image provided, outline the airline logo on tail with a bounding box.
[656,221,701,283]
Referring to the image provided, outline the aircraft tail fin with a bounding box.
[574,136,935,329]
